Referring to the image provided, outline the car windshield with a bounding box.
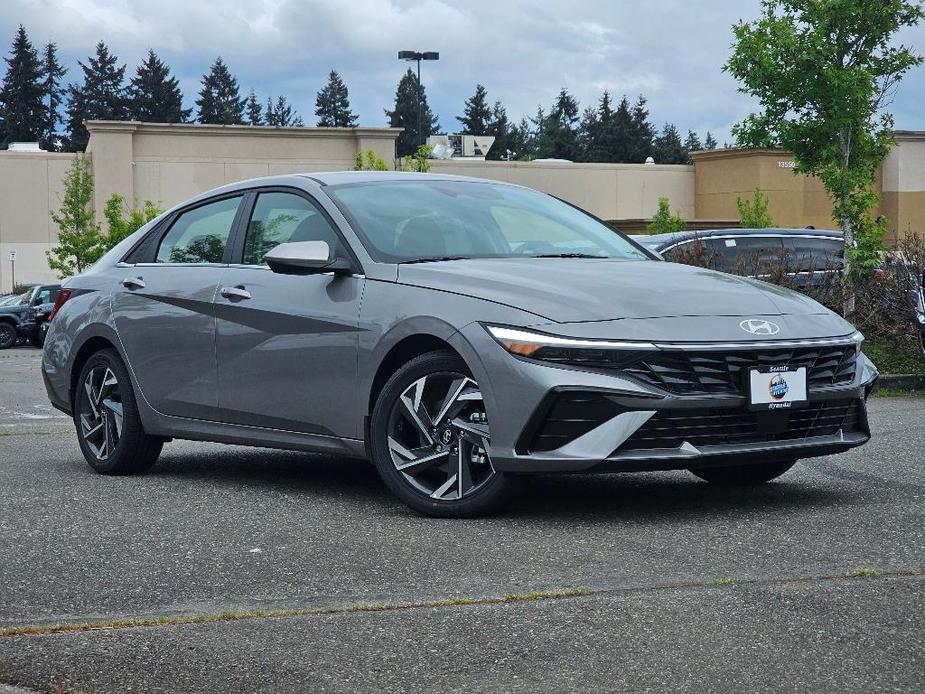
[326,180,650,263]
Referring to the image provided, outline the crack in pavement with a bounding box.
[3,569,921,639]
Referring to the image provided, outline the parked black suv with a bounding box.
[0,284,61,349]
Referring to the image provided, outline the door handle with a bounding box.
[122,277,145,289]
[220,285,252,300]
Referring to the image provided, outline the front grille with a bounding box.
[620,399,861,451]
[620,345,857,396]
[527,392,623,453]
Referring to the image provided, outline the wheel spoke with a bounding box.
[102,399,123,438]
[433,377,468,424]
[457,445,473,497]
[451,418,491,449]
[400,378,434,444]
[430,474,458,500]
[83,378,99,419]
[388,437,448,472]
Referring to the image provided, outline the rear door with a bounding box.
[111,193,245,420]
[214,188,364,438]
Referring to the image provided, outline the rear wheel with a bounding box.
[689,459,797,485]
[370,351,510,517]
[75,349,163,475]
[0,322,16,350]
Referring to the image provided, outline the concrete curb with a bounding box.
[875,373,925,392]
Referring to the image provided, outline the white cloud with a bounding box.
[3,0,924,144]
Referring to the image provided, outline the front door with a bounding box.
[111,194,243,420]
[215,190,363,438]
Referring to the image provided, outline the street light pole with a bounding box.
[398,51,439,149]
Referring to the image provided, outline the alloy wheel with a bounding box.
[78,365,124,461]
[386,372,494,501]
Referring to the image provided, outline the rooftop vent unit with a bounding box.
[6,142,45,152]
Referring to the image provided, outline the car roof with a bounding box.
[631,227,844,249]
[296,170,518,187]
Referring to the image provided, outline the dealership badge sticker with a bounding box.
[768,373,790,400]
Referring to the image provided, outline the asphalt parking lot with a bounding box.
[0,346,923,693]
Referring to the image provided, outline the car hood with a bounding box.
[397,258,832,323]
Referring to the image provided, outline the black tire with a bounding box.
[74,348,163,475]
[0,322,16,350]
[689,459,797,485]
[370,350,511,517]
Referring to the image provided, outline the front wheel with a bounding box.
[689,459,797,485]
[370,351,510,517]
[0,322,16,350]
[75,349,163,475]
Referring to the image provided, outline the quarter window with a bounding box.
[785,237,844,271]
[155,196,241,264]
[242,192,339,266]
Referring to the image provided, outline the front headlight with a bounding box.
[485,325,657,366]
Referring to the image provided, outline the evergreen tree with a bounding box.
[536,88,580,160]
[628,95,655,162]
[485,100,510,160]
[315,70,357,127]
[507,116,534,160]
[0,26,45,148]
[384,68,439,157]
[607,95,636,162]
[245,90,262,125]
[577,105,599,162]
[195,57,244,125]
[40,42,66,151]
[128,50,190,123]
[581,91,617,162]
[653,123,687,164]
[456,83,491,135]
[64,41,127,151]
[266,95,302,126]
[704,131,718,150]
[264,97,274,126]
[684,130,703,154]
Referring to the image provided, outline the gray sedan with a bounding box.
[42,172,877,516]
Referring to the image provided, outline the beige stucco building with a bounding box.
[1,121,924,292]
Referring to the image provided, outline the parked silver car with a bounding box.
[42,172,878,516]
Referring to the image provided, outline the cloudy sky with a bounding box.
[4,0,925,144]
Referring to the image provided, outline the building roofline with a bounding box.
[84,120,403,139]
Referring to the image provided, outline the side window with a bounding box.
[242,192,339,266]
[708,237,784,274]
[156,196,241,264]
[785,237,844,272]
[662,239,714,268]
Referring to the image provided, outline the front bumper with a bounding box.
[456,323,878,474]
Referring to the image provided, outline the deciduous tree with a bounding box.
[726,0,923,268]
[47,157,104,277]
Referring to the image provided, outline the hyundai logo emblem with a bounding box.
[739,319,781,336]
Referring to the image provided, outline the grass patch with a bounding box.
[709,578,736,587]
[0,588,590,638]
[870,387,918,398]
[847,566,882,578]
[864,342,925,375]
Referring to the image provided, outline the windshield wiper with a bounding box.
[532,253,606,259]
[400,256,471,264]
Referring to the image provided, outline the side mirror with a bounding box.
[265,241,351,275]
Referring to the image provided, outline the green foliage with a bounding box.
[0,25,45,147]
[245,90,262,125]
[65,41,127,151]
[102,193,162,250]
[196,57,244,125]
[652,123,687,164]
[736,187,775,228]
[354,149,388,171]
[704,132,718,150]
[864,341,925,375]
[725,0,924,270]
[399,144,432,173]
[265,95,302,127]
[128,49,190,123]
[536,88,581,160]
[647,197,686,234]
[315,70,357,127]
[484,100,511,160]
[39,41,67,151]
[47,157,104,277]
[385,68,439,157]
[456,83,491,135]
